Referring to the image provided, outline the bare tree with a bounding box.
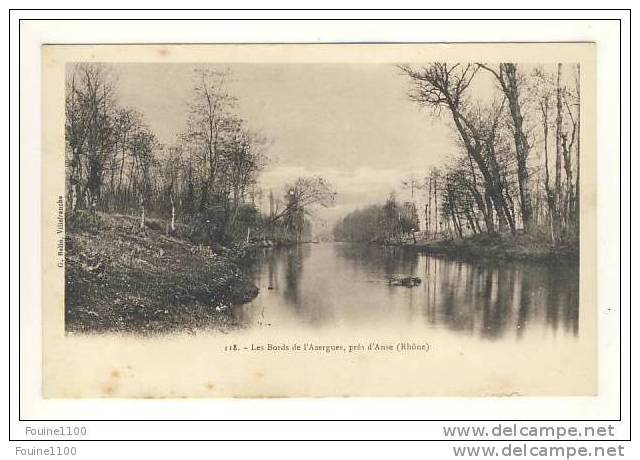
[65,71,88,212]
[477,63,534,232]
[271,177,337,224]
[535,70,556,232]
[573,65,581,231]
[66,64,116,211]
[554,63,564,241]
[217,120,267,238]
[400,63,516,234]
[184,68,236,212]
[401,175,421,201]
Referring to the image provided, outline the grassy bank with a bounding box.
[65,212,259,334]
[387,232,578,264]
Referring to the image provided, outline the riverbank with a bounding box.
[252,238,320,248]
[65,212,259,334]
[382,232,579,264]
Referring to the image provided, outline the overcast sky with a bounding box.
[111,63,462,226]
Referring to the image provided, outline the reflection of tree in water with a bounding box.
[480,266,516,339]
[424,257,435,323]
[241,248,282,293]
[237,248,265,279]
[237,245,312,322]
[243,243,579,339]
[243,245,310,303]
[267,251,279,291]
[435,261,512,337]
[334,243,419,279]
[231,302,258,326]
[283,244,310,308]
[516,271,531,339]
[565,280,579,335]
[544,264,579,335]
[440,260,471,331]
[423,257,579,339]
[233,248,281,327]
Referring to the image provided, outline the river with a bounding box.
[52,242,589,398]
[235,242,579,340]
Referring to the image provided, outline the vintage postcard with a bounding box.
[40,43,597,398]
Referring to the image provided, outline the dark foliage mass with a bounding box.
[334,193,419,243]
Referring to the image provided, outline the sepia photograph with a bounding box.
[40,44,597,399]
[10,8,631,453]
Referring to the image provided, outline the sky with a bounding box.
[110,63,461,227]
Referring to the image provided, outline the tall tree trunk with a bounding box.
[433,175,439,235]
[477,63,532,233]
[70,147,81,213]
[561,133,574,222]
[484,142,516,234]
[466,183,492,233]
[554,63,564,241]
[540,99,556,238]
[424,203,429,237]
[574,65,581,234]
[117,138,126,194]
[427,175,432,237]
[486,190,498,233]
[139,195,145,230]
[502,64,534,232]
[467,152,494,233]
[465,204,478,234]
[170,193,176,232]
[453,209,463,238]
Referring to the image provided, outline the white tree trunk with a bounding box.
[140,197,145,230]
[170,195,175,233]
[554,63,564,241]
[71,184,78,212]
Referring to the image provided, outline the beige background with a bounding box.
[40,44,597,400]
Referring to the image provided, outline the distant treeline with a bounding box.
[65,64,334,244]
[334,193,419,243]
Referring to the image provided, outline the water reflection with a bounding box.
[235,243,579,339]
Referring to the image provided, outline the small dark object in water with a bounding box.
[388,276,422,287]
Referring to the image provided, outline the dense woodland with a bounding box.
[333,193,420,243]
[335,63,581,245]
[65,64,335,245]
